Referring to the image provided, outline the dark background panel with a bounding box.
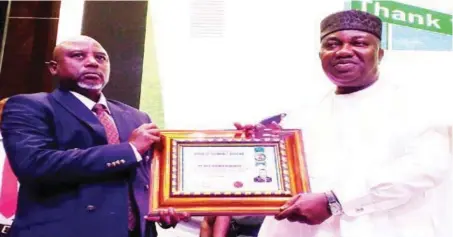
[9,1,60,18]
[81,1,148,108]
[0,1,60,99]
[0,1,8,43]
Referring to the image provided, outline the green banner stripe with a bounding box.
[351,0,452,35]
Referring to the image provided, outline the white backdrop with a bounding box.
[150,0,453,131]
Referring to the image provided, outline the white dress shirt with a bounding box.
[70,91,142,162]
[258,79,453,237]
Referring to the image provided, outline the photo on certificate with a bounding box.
[149,129,310,216]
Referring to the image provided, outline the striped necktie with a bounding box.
[92,104,136,231]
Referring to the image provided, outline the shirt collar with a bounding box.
[333,78,387,100]
[69,91,110,114]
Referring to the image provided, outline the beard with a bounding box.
[77,81,105,90]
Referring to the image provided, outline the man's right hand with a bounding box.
[233,121,282,138]
[128,123,161,154]
[233,123,261,138]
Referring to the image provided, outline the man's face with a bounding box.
[319,30,383,88]
[49,39,110,92]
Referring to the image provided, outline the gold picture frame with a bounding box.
[149,129,310,216]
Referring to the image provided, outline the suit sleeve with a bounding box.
[332,125,452,217]
[0,95,140,184]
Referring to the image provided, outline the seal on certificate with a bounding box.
[233,181,244,188]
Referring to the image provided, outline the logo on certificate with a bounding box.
[255,153,266,162]
[254,147,267,166]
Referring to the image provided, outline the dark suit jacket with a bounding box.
[0,89,158,237]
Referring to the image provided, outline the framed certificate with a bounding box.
[149,129,310,216]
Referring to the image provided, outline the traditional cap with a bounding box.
[320,10,382,40]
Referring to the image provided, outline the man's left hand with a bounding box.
[275,193,331,225]
[145,207,191,227]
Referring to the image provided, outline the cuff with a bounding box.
[332,186,376,217]
[158,222,176,229]
[129,143,143,162]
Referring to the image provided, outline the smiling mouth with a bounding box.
[334,60,356,65]
[333,63,356,72]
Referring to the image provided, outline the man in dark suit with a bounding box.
[0,35,188,237]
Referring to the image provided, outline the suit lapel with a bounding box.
[51,89,107,142]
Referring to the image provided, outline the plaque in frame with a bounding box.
[149,129,310,216]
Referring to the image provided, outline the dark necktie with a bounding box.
[92,104,136,231]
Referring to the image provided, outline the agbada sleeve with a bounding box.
[333,125,452,216]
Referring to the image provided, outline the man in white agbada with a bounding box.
[253,10,452,237]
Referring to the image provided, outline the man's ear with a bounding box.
[378,48,384,62]
[45,60,58,75]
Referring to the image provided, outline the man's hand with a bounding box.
[145,208,190,227]
[233,121,281,138]
[233,123,260,138]
[128,123,161,154]
[200,216,231,237]
[275,193,331,225]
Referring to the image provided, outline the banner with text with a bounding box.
[349,0,453,51]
